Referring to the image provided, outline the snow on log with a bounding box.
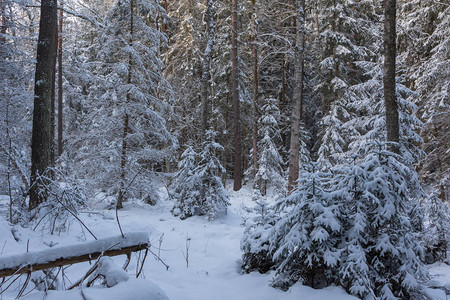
[0,232,149,278]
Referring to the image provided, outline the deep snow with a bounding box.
[0,185,449,299]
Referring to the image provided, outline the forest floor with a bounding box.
[0,184,449,299]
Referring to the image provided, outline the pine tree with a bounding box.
[232,0,242,191]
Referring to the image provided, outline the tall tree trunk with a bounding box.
[163,0,168,34]
[200,0,215,140]
[287,0,305,192]
[50,21,57,169]
[232,0,242,191]
[57,5,63,156]
[384,0,399,149]
[251,0,258,180]
[280,53,286,114]
[30,0,58,209]
[117,0,134,209]
[0,0,6,46]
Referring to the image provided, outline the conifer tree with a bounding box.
[172,131,230,220]
[170,146,201,219]
[241,190,279,274]
[254,98,285,196]
[270,162,341,290]
[336,143,428,298]
[66,0,174,205]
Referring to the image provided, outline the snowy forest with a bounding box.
[0,0,449,299]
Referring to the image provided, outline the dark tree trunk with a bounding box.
[57,6,63,156]
[280,53,286,114]
[51,21,57,169]
[232,0,242,191]
[163,0,168,34]
[30,0,58,209]
[383,0,399,148]
[251,0,258,180]
[0,0,6,46]
[117,0,134,209]
[287,0,305,192]
[200,0,215,140]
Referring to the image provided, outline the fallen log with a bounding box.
[0,232,149,278]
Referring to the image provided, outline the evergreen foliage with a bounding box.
[335,144,427,298]
[269,163,340,290]
[171,131,230,220]
[64,0,175,203]
[254,98,286,196]
[241,190,279,274]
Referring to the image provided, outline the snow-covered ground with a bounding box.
[0,186,449,299]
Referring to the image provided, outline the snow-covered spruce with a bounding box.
[64,0,174,205]
[317,99,356,170]
[346,59,424,168]
[171,131,230,220]
[170,146,201,218]
[242,146,429,298]
[254,98,286,197]
[269,162,341,290]
[420,190,450,264]
[241,190,280,274]
[338,145,427,298]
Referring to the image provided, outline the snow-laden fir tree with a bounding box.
[241,190,280,274]
[332,159,373,297]
[399,1,449,195]
[268,162,341,290]
[172,131,229,220]
[310,0,379,164]
[420,189,450,263]
[170,146,201,219]
[335,143,428,299]
[66,0,175,206]
[164,0,210,145]
[254,98,286,197]
[0,0,33,211]
[347,59,424,168]
[196,130,230,220]
[316,99,356,170]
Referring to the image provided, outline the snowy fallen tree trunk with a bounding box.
[0,232,149,278]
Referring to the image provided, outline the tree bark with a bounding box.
[51,21,57,169]
[232,0,242,191]
[200,0,215,140]
[383,0,399,149]
[0,0,6,46]
[57,5,63,156]
[163,0,168,34]
[287,0,305,192]
[30,0,58,209]
[0,237,149,278]
[251,0,258,180]
[117,0,134,209]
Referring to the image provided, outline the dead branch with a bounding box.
[0,243,148,278]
